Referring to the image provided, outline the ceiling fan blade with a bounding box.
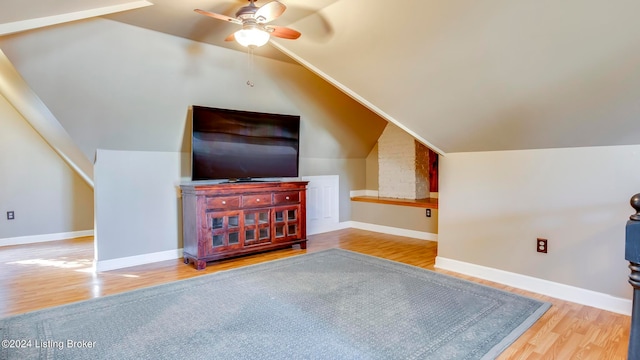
[268,25,301,40]
[255,1,286,23]
[194,9,242,25]
[224,32,236,42]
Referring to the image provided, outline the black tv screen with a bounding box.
[191,106,300,181]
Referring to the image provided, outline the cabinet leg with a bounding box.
[196,260,207,270]
[183,257,189,264]
[300,241,307,250]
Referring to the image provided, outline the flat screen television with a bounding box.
[191,105,300,181]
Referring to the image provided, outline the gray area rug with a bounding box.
[0,249,550,359]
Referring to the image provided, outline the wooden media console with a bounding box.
[180,181,308,270]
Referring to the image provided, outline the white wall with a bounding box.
[0,93,93,242]
[438,145,640,300]
[94,149,185,266]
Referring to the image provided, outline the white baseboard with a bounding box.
[96,248,184,272]
[345,221,438,241]
[435,256,632,316]
[0,230,94,247]
[53,226,627,316]
[307,221,352,235]
[305,220,440,242]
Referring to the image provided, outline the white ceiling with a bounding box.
[0,0,334,62]
[105,0,341,63]
[0,0,137,23]
[2,0,640,153]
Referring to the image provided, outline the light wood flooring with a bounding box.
[0,228,631,359]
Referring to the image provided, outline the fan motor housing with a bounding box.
[236,6,257,19]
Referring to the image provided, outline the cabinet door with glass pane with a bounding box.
[273,205,301,242]
[205,210,242,254]
[244,209,272,246]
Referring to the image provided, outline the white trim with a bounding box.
[93,219,434,271]
[96,248,184,272]
[0,1,154,36]
[346,221,438,241]
[302,175,340,236]
[435,256,632,315]
[0,230,94,247]
[350,190,379,197]
[308,221,352,235]
[95,221,438,272]
[308,221,438,241]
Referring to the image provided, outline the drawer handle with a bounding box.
[256,199,260,202]
[222,201,226,205]
[285,196,290,200]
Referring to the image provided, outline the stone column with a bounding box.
[378,123,430,199]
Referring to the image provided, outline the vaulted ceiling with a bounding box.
[2,0,640,154]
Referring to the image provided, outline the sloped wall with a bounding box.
[0,94,93,241]
[279,0,640,153]
[0,18,386,162]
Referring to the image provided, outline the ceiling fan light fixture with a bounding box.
[194,1,300,47]
[234,27,270,48]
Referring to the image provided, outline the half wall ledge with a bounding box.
[350,196,438,209]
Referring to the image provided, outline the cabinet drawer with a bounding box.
[206,196,241,210]
[274,191,299,204]
[242,194,272,207]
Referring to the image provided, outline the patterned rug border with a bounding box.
[1,248,551,359]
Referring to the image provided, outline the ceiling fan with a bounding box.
[194,0,301,48]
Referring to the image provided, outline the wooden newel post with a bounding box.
[626,194,640,360]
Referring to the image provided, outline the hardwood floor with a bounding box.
[0,228,630,359]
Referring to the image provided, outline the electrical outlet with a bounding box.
[537,238,547,253]
[426,209,431,218]
[7,211,15,220]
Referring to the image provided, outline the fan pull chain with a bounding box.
[246,47,255,87]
